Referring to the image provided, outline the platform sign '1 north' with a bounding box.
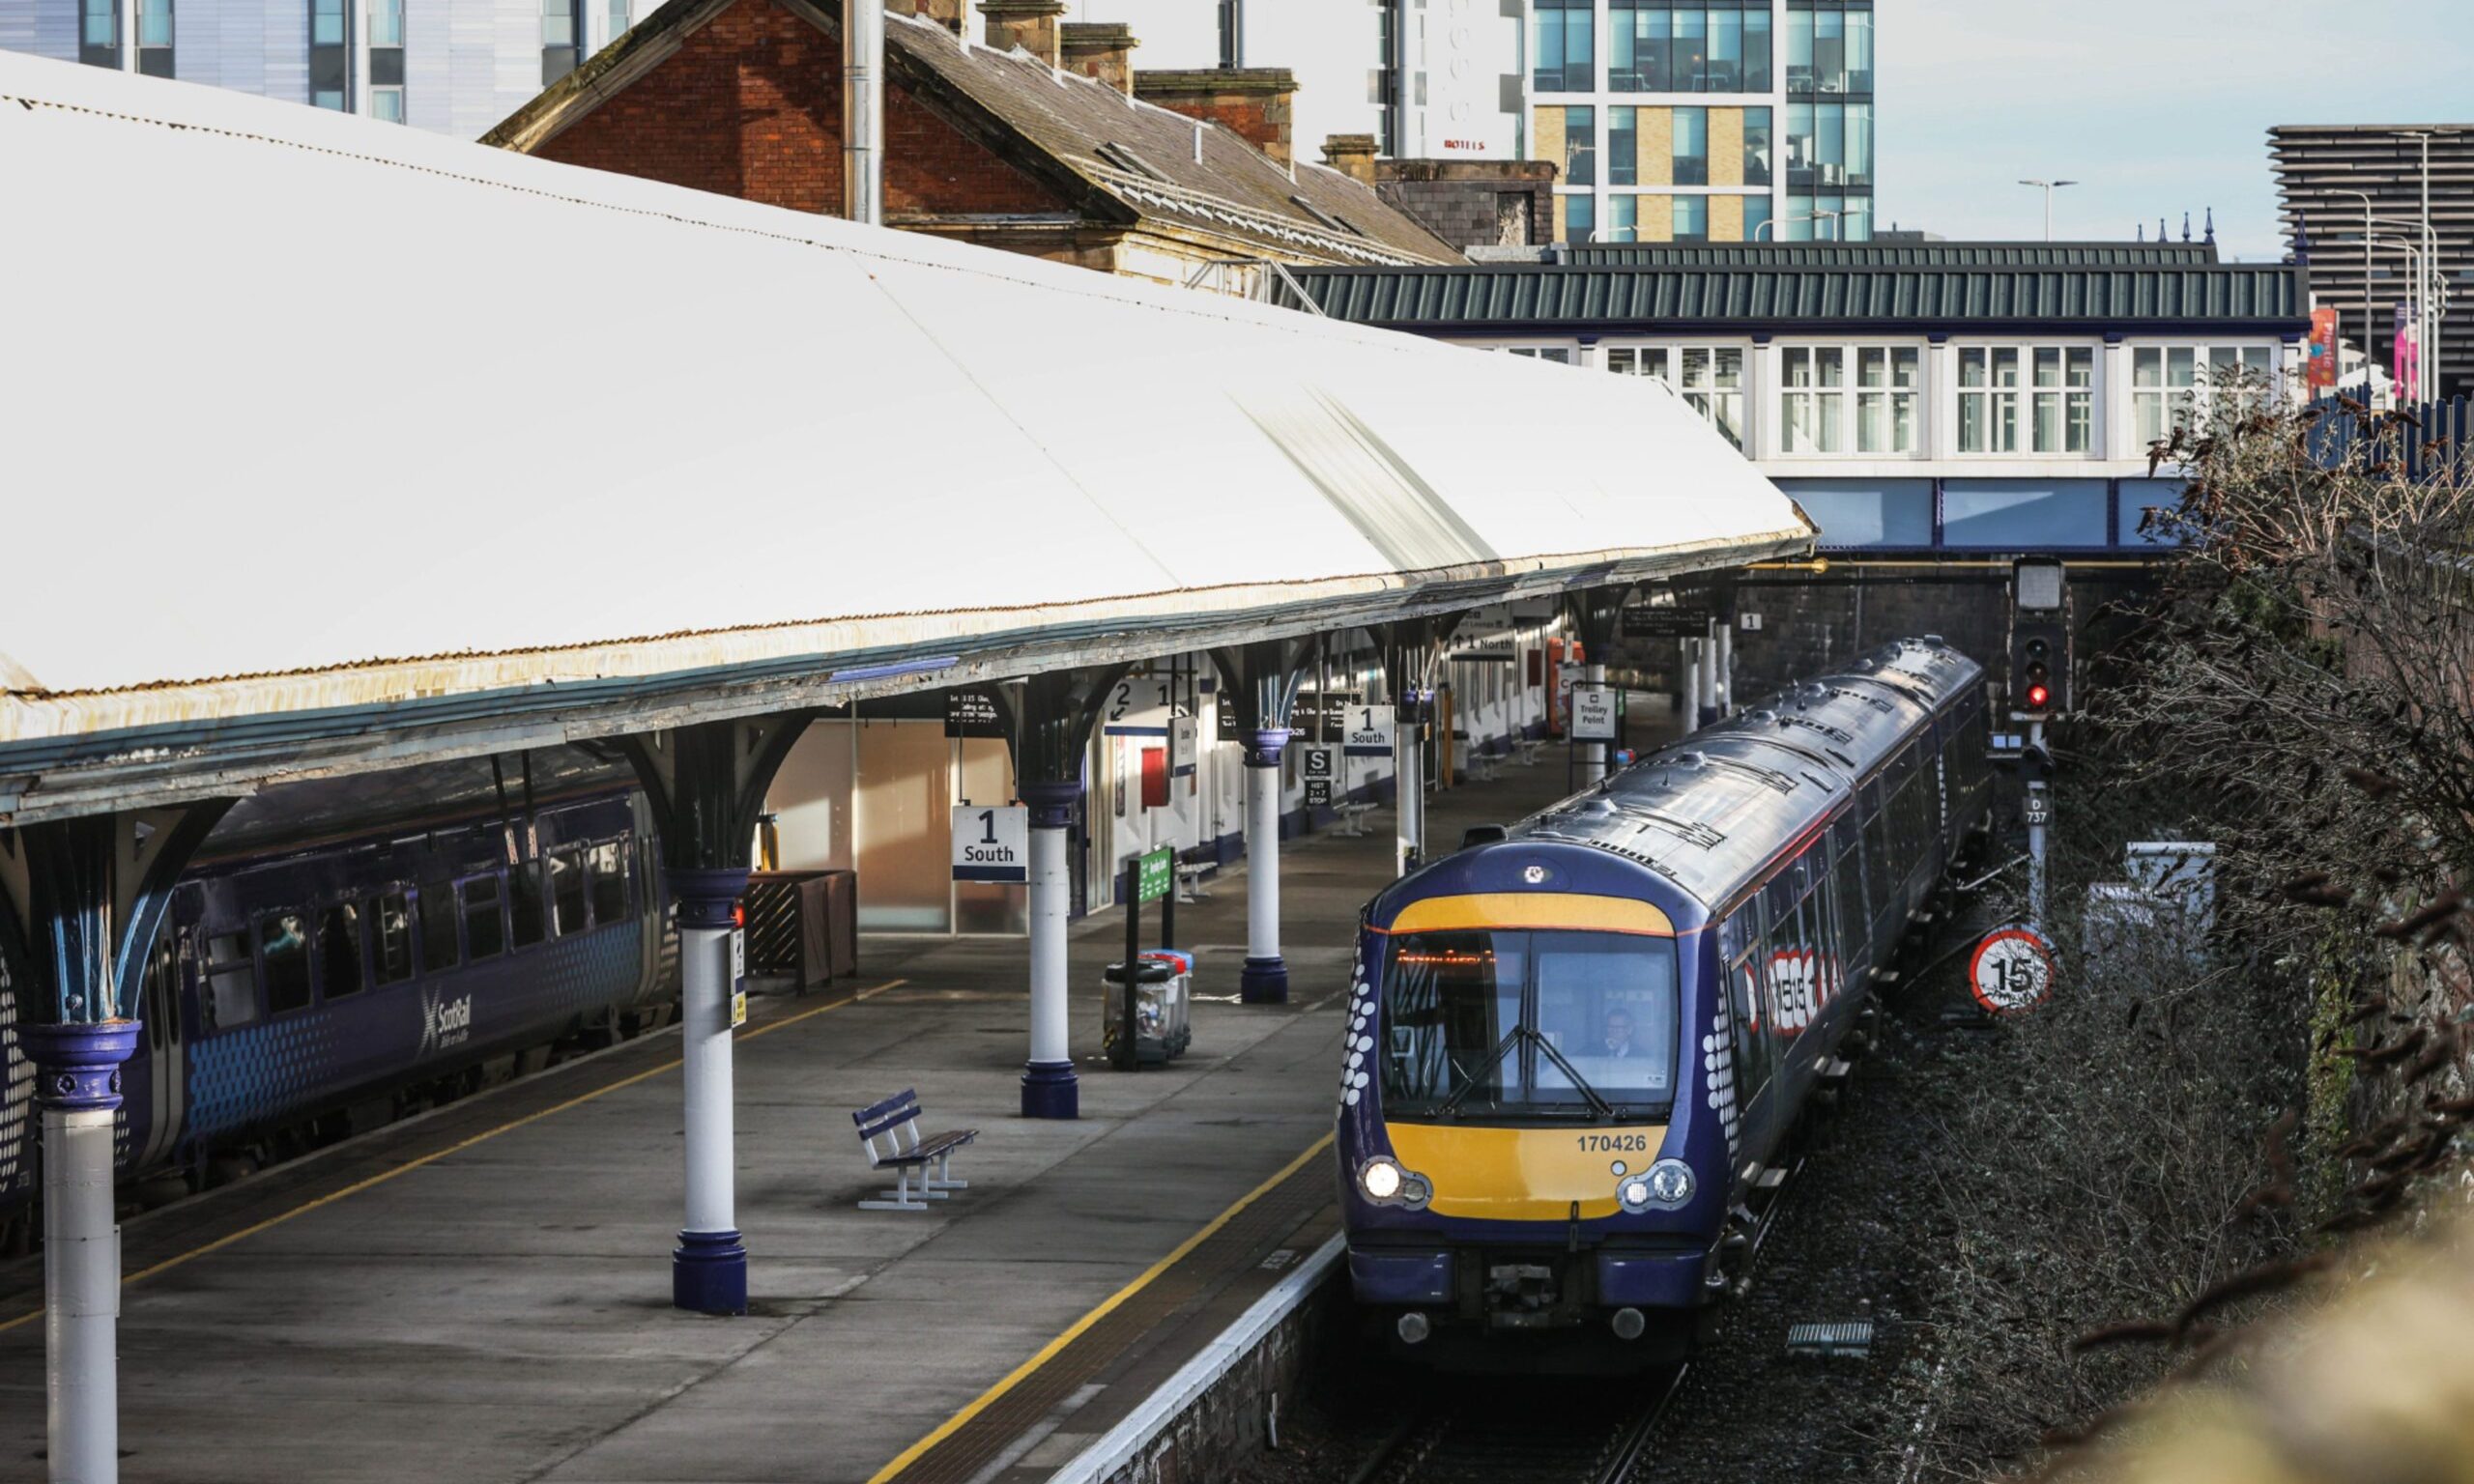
[953,805,1029,883]
[1969,924,2056,1014]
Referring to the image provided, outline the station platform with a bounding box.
[0,735,1647,1483]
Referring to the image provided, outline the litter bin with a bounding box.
[1144,949,1194,1059]
[1102,957,1176,1066]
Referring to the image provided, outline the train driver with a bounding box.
[1599,1008,1638,1059]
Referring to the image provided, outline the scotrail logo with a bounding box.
[418,986,474,1057]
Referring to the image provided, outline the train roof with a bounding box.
[1500,638,1984,913]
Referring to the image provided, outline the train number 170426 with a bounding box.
[1576,1133,1650,1154]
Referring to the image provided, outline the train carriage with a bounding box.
[1338,638,1991,1367]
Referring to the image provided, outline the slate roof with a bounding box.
[1285,261,2312,333]
[1561,241,2223,268]
[485,2,1459,268]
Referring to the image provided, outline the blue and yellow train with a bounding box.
[1337,638,1991,1365]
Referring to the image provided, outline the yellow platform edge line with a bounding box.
[866,1130,1338,1484]
[0,978,904,1336]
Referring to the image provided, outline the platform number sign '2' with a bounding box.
[1969,924,2057,1015]
[952,805,1029,884]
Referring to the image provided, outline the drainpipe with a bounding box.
[843,0,883,224]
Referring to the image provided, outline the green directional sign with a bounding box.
[1136,846,1174,905]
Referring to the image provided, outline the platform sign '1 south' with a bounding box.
[1969,924,2056,1014]
[1342,704,1395,758]
[953,805,1030,883]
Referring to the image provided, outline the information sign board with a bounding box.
[952,805,1029,883]
[1621,606,1714,640]
[1570,684,1618,742]
[1341,704,1395,758]
[1305,779,1334,807]
[944,689,1008,739]
[1134,846,1173,905]
[1167,715,1198,778]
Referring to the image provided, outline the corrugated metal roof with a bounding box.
[1289,262,2311,331]
[1563,242,2222,268]
[0,52,1806,820]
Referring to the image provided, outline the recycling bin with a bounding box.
[1145,949,1194,1058]
[1102,957,1177,1067]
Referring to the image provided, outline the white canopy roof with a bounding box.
[0,53,1809,818]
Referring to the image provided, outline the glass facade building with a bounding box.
[1530,0,1874,244]
[4,0,632,134]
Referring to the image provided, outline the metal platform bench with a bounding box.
[852,1089,978,1212]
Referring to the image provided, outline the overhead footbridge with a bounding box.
[0,49,1808,1484]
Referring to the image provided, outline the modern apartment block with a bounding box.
[1532,0,1871,243]
[0,0,637,135]
[1078,0,1871,245]
[2271,123,2472,400]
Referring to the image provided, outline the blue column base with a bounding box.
[673,1229,748,1315]
[1241,956,1289,1004]
[1021,1060,1079,1119]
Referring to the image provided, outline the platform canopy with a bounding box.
[0,52,1809,822]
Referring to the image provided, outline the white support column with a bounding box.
[1394,715,1421,875]
[1681,640,1701,735]
[668,870,746,1314]
[1580,661,1609,785]
[1020,784,1079,1117]
[1698,629,1720,727]
[115,0,134,70]
[1239,730,1290,1002]
[1714,621,1734,717]
[44,1107,118,1483]
[350,0,370,114]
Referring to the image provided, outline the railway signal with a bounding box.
[2008,559,2070,720]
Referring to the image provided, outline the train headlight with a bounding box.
[1645,1159,1694,1207]
[1359,1157,1404,1203]
[1400,1172,1432,1211]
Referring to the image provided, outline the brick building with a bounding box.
[1376,157,1560,252]
[483,0,1461,289]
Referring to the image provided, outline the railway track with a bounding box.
[1350,1366,1689,1484]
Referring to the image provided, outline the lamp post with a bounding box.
[1754,209,1842,243]
[2018,179,2078,243]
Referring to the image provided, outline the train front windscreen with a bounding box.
[1379,930,1679,1121]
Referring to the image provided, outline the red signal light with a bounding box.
[2026,684,2051,710]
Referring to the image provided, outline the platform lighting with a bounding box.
[2019,179,2079,243]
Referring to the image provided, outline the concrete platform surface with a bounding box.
[0,749,1600,1483]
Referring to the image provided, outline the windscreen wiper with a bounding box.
[1433,1024,1524,1121]
[1528,1030,1618,1122]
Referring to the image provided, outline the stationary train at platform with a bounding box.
[1337,638,1993,1366]
[0,752,674,1226]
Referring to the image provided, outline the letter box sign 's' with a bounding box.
[1969,924,2056,1014]
[1570,684,1618,742]
[952,805,1029,883]
[1342,704,1395,758]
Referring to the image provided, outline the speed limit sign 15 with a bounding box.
[1968,924,2056,1014]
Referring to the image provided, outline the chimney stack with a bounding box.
[1321,133,1377,187]
[1060,21,1136,96]
[1133,68,1297,169]
[979,0,1065,66]
[889,0,964,33]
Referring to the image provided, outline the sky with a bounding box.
[1878,0,2472,259]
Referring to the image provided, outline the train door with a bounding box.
[134,890,194,1171]
[1718,899,1773,1166]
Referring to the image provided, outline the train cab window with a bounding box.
[419,881,460,973]
[259,912,312,1015]
[462,876,506,959]
[318,903,364,1000]
[588,842,628,927]
[368,892,414,985]
[550,848,589,936]
[1721,906,1772,1100]
[509,861,547,949]
[1380,928,1678,1117]
[202,930,259,1033]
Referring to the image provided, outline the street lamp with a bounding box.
[1754,210,1842,243]
[2018,179,2079,243]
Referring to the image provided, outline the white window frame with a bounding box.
[1853,345,1922,454]
[1605,344,1749,450]
[1778,345,1849,454]
[1955,343,2096,457]
[2129,343,2274,448]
